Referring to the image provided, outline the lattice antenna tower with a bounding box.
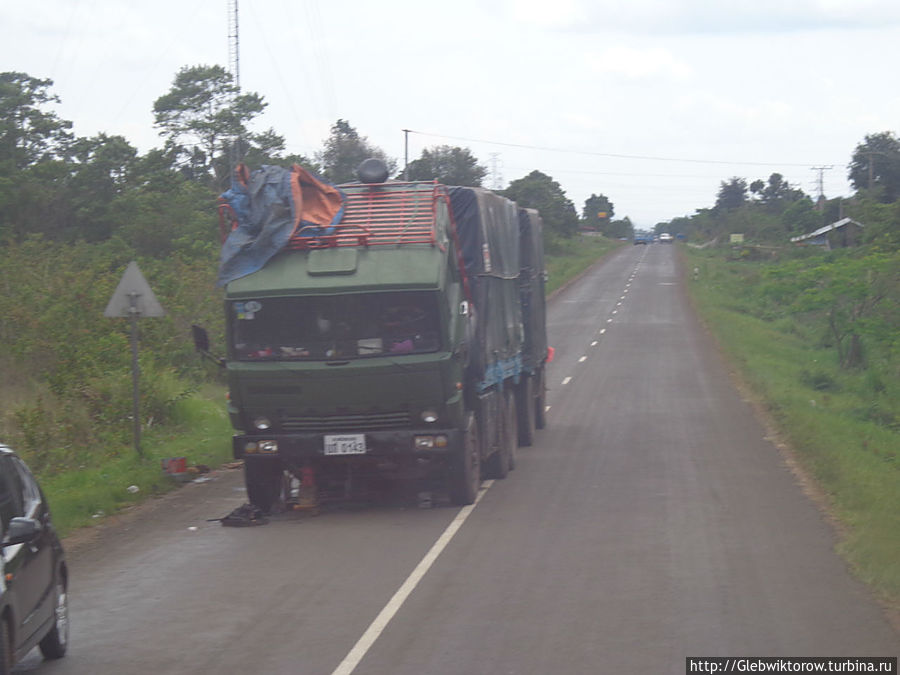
[810,165,832,207]
[488,153,503,191]
[228,0,242,173]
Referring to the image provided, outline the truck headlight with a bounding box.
[253,416,272,430]
[258,440,278,454]
[420,410,438,423]
[414,435,448,450]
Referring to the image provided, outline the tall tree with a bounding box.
[405,145,486,186]
[750,173,806,207]
[153,65,274,187]
[316,119,395,184]
[582,193,614,233]
[0,72,72,170]
[715,177,748,211]
[504,170,579,238]
[848,131,900,202]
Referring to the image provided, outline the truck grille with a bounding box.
[280,411,411,432]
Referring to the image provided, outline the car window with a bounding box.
[0,456,25,534]
[11,457,42,519]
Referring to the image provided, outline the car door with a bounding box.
[0,456,54,646]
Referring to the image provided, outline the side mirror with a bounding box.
[3,517,41,547]
[191,324,226,369]
[192,324,210,353]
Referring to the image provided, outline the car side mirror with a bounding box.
[3,517,41,547]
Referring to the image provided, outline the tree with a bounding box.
[316,119,395,184]
[750,173,806,208]
[582,193,614,233]
[504,170,579,238]
[608,216,633,239]
[405,145,486,186]
[715,177,748,211]
[780,197,821,237]
[848,131,900,203]
[0,72,72,170]
[66,134,139,241]
[153,65,273,188]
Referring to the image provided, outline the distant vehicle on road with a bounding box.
[659,233,674,243]
[0,445,68,673]
[633,233,653,245]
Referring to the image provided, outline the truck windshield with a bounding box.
[230,291,441,361]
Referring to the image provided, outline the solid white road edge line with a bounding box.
[330,481,495,675]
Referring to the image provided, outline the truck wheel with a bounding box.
[38,575,68,659]
[516,376,535,447]
[245,459,283,514]
[485,392,515,479]
[0,617,11,675]
[449,413,481,505]
[505,391,519,470]
[534,367,547,430]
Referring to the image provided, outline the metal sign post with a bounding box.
[104,262,165,457]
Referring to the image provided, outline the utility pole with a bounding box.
[402,129,410,181]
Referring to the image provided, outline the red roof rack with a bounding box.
[287,181,445,250]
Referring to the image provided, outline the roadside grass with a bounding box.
[41,235,620,539]
[43,385,233,537]
[545,234,623,295]
[683,247,900,607]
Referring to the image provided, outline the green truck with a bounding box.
[195,160,549,509]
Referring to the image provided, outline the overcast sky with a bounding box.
[3,0,900,227]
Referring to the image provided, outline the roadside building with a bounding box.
[790,217,864,249]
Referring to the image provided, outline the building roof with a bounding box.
[790,217,864,243]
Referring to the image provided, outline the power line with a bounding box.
[405,129,829,168]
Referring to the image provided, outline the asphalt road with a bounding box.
[18,243,898,674]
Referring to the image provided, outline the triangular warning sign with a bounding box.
[104,261,165,318]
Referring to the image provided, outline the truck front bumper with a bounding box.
[233,428,461,462]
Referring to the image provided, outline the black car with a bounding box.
[0,445,68,673]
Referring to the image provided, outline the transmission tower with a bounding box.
[488,153,503,191]
[810,165,832,209]
[227,0,242,174]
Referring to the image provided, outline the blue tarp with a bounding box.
[218,164,345,286]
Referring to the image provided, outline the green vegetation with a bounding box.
[684,245,899,605]
[545,234,622,295]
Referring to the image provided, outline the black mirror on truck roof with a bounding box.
[357,158,389,184]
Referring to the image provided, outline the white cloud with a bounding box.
[589,46,692,81]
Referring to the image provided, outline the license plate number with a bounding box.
[324,434,367,456]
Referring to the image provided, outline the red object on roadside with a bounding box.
[547,346,555,363]
[162,457,187,474]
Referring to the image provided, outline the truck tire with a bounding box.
[505,390,518,470]
[516,375,535,447]
[485,391,516,478]
[0,617,10,675]
[244,458,283,514]
[534,366,547,430]
[449,413,481,505]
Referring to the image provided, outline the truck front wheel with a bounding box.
[244,458,283,513]
[449,413,481,505]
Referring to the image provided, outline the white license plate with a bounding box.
[324,434,367,456]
